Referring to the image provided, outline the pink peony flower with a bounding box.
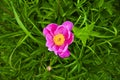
[43,21,74,58]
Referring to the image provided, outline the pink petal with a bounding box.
[43,28,50,36]
[64,31,71,41]
[52,43,68,55]
[46,34,53,41]
[52,45,59,55]
[54,25,68,35]
[46,40,54,51]
[58,43,68,52]
[54,43,68,55]
[43,23,58,51]
[62,21,73,31]
[43,23,58,36]
[58,50,70,58]
[45,33,54,51]
[66,32,74,45]
[52,45,59,51]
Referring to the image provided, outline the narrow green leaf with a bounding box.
[10,1,42,45]
[98,0,104,8]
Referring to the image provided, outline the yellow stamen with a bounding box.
[53,34,65,46]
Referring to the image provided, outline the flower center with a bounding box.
[53,34,65,46]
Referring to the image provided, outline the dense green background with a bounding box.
[0,0,120,80]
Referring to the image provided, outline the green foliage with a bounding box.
[73,22,100,46]
[0,0,120,80]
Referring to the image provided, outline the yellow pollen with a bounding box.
[53,34,65,46]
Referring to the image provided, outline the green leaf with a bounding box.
[104,1,113,15]
[90,31,100,37]
[10,1,43,45]
[73,22,95,46]
[98,0,104,8]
